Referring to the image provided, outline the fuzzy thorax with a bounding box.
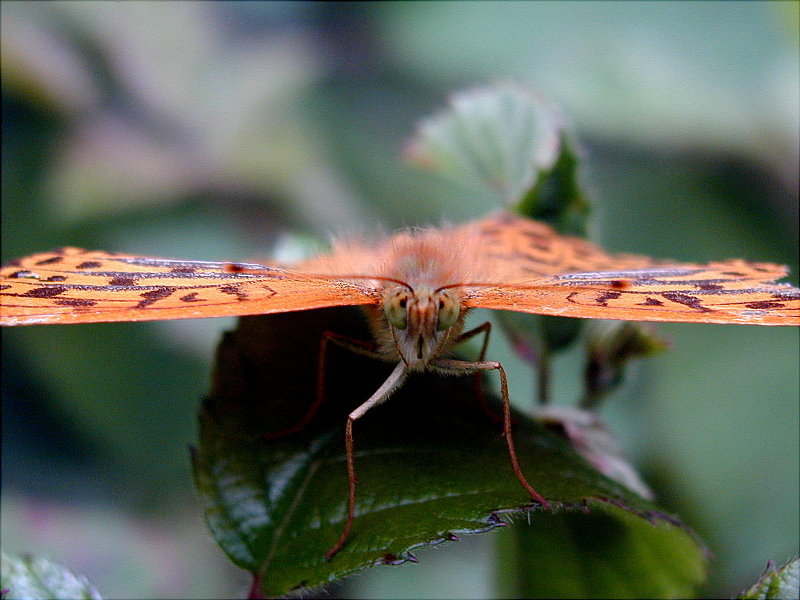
[299,224,485,369]
[367,230,483,369]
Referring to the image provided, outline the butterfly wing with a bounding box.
[4,215,798,327]
[0,248,379,326]
[460,213,800,326]
[458,212,668,281]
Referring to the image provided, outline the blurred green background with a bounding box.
[1,2,797,598]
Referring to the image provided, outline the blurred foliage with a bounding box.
[495,501,707,599]
[1,551,102,600]
[1,2,797,599]
[738,557,799,600]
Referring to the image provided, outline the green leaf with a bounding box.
[192,307,707,597]
[0,552,103,600]
[406,84,590,233]
[515,130,590,236]
[496,501,708,599]
[739,557,800,600]
[405,84,563,206]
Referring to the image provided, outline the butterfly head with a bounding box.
[381,284,465,369]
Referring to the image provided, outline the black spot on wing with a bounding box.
[55,298,97,307]
[35,256,64,265]
[21,286,67,298]
[595,291,622,306]
[661,291,713,312]
[695,281,724,291]
[639,297,664,306]
[219,284,277,302]
[745,301,785,309]
[219,285,248,301]
[76,261,102,269]
[136,287,176,308]
[108,276,137,286]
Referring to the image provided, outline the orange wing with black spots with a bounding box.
[457,213,800,326]
[1,213,798,327]
[0,247,378,326]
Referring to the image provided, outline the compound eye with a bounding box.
[436,291,460,331]
[384,289,409,330]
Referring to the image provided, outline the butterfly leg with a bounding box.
[455,321,492,355]
[326,362,408,560]
[433,358,551,510]
[453,322,503,424]
[264,331,380,440]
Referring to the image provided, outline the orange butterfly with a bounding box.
[2,211,798,557]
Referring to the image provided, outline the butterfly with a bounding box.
[2,211,798,558]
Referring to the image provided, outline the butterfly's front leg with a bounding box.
[326,362,408,560]
[451,322,505,423]
[454,321,492,359]
[433,357,551,510]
